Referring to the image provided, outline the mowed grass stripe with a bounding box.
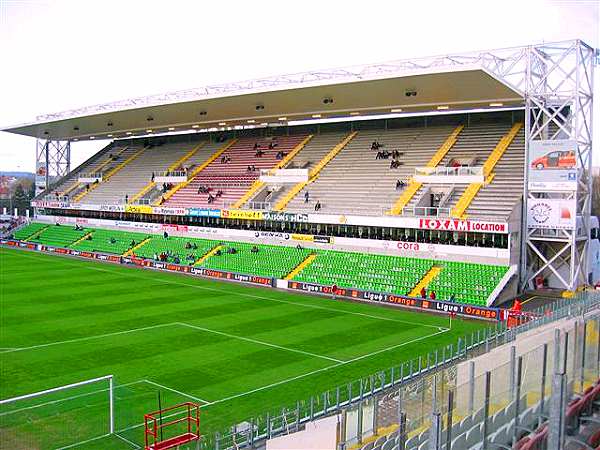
[0,246,486,446]
[2,249,446,328]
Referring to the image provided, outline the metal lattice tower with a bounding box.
[35,139,71,194]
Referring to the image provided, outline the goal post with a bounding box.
[0,374,114,449]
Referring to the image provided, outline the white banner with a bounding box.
[527,199,576,230]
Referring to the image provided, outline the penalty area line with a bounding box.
[0,322,179,353]
[142,379,210,405]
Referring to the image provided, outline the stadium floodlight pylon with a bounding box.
[517,40,596,291]
[35,138,71,195]
[0,374,114,449]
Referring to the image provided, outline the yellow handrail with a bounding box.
[273,131,358,211]
[231,135,314,209]
[388,124,464,215]
[155,139,238,205]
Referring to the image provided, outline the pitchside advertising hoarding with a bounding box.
[287,281,500,320]
[528,140,578,191]
[527,198,577,230]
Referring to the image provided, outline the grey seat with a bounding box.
[491,408,508,431]
[382,439,395,450]
[374,436,387,447]
[473,407,485,424]
[450,432,467,450]
[361,442,374,450]
[404,434,418,449]
[465,423,483,448]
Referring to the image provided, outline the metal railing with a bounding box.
[414,166,484,177]
[208,292,600,449]
[78,172,104,179]
[155,170,188,177]
[400,206,452,217]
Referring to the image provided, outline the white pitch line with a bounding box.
[114,432,142,449]
[55,432,113,450]
[201,327,450,407]
[0,322,179,353]
[143,379,210,404]
[178,321,344,363]
[84,264,443,329]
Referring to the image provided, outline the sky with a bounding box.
[0,0,598,172]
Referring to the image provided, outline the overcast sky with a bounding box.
[0,0,598,172]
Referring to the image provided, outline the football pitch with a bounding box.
[0,247,486,449]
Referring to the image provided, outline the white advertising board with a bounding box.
[528,140,578,191]
[527,199,577,230]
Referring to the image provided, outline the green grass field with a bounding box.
[0,247,486,449]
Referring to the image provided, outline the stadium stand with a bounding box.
[70,228,147,254]
[427,261,509,305]
[40,120,525,221]
[12,222,48,240]
[200,241,313,279]
[163,135,308,208]
[237,133,348,208]
[292,250,433,295]
[76,142,197,204]
[451,122,523,218]
[362,377,600,450]
[400,123,510,215]
[284,126,457,215]
[153,139,236,205]
[46,144,129,199]
[10,222,511,305]
[27,225,90,247]
[463,125,525,218]
[134,236,216,264]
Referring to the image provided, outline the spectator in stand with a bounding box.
[420,287,427,298]
[247,165,252,172]
[254,142,259,150]
[429,291,436,300]
[314,200,321,211]
[448,294,456,303]
[185,242,192,249]
[153,253,158,261]
[396,180,406,190]
[130,239,136,247]
[151,172,155,182]
[163,231,169,239]
[125,194,129,203]
[305,191,310,203]
[110,237,116,244]
[192,242,197,250]
[251,245,259,253]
